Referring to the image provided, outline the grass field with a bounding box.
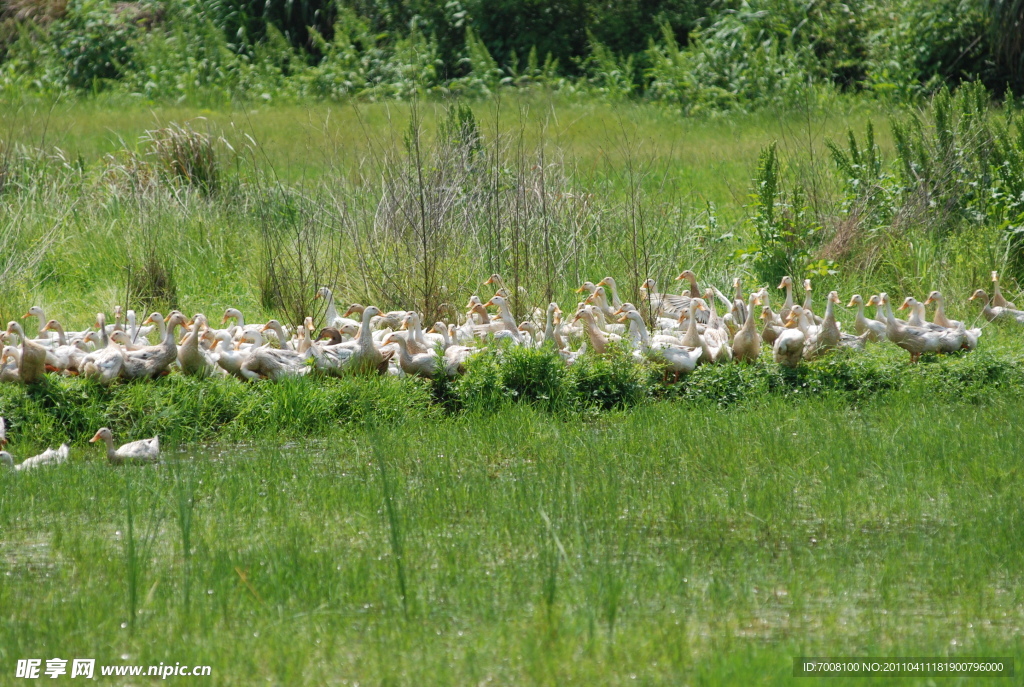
[2,393,1023,685]
[2,92,1024,685]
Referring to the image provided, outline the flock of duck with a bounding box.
[1,270,1021,470]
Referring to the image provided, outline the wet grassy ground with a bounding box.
[2,392,1022,685]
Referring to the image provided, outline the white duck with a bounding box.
[773,309,806,368]
[848,294,886,342]
[5,321,47,384]
[969,289,1024,323]
[1,443,69,471]
[81,313,124,385]
[90,428,159,465]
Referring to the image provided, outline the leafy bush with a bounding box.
[566,342,653,411]
[740,141,831,285]
[51,0,141,90]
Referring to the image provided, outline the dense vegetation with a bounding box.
[1,0,1023,110]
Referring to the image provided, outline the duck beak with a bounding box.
[314,292,322,300]
[483,299,495,307]
[777,279,786,289]
[574,285,585,293]
[924,296,934,305]
[847,298,857,307]
[968,293,978,301]
[617,316,628,324]
[597,279,607,287]
[674,273,684,281]
[89,432,101,443]
[21,312,31,319]
[897,302,908,311]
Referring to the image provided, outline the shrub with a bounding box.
[566,342,653,411]
[142,122,221,194]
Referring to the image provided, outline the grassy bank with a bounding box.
[1,322,1022,451]
[2,393,1023,684]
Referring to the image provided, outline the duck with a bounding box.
[772,310,806,368]
[21,306,64,343]
[315,286,359,329]
[258,320,292,349]
[401,311,445,351]
[848,294,887,342]
[80,313,124,385]
[108,330,149,351]
[731,292,763,363]
[39,320,90,373]
[777,276,797,322]
[759,306,783,347]
[803,291,857,360]
[90,427,159,465]
[730,278,747,324]
[968,289,1024,323]
[332,305,393,374]
[572,306,619,354]
[618,310,701,379]
[222,308,267,340]
[596,277,624,309]
[4,321,47,384]
[801,278,824,324]
[678,298,706,350]
[483,295,524,344]
[0,347,21,383]
[1,443,70,471]
[239,345,310,381]
[178,314,220,377]
[343,303,406,331]
[641,278,689,320]
[206,331,248,379]
[880,293,964,362]
[383,332,443,378]
[121,312,187,380]
[701,289,733,362]
[125,309,155,344]
[676,270,733,317]
[675,269,703,299]
[924,291,964,330]
[991,271,1017,309]
[898,297,945,331]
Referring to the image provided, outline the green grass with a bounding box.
[0,92,905,325]
[2,93,1024,684]
[2,393,1023,685]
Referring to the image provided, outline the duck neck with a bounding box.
[739,297,758,334]
[323,290,339,324]
[686,275,700,298]
[783,284,794,310]
[823,299,836,327]
[359,311,376,348]
[102,435,116,461]
[606,282,622,308]
[97,316,113,349]
[51,322,67,346]
[544,309,555,343]
[633,315,651,350]
[934,298,947,322]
